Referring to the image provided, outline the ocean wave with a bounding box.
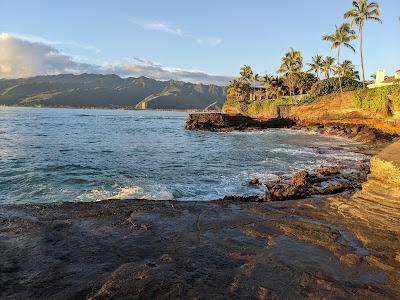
[269,147,317,156]
[76,184,174,202]
[76,185,143,202]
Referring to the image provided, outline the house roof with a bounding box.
[250,82,265,88]
[383,76,396,84]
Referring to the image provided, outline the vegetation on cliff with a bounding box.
[310,77,362,96]
[353,85,400,112]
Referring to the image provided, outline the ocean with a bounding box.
[0,107,366,203]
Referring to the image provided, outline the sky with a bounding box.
[0,0,399,85]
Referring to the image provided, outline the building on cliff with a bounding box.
[368,69,400,89]
[249,82,267,101]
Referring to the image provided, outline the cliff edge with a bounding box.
[357,141,400,205]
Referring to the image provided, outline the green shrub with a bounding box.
[247,100,273,117]
[298,95,317,104]
[352,85,400,113]
[310,77,362,96]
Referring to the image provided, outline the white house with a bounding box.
[368,69,400,89]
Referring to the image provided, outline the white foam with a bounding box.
[111,186,143,199]
[76,184,175,202]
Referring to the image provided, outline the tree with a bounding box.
[263,75,287,99]
[336,60,360,80]
[295,72,318,95]
[307,55,323,79]
[251,73,260,99]
[322,23,357,92]
[278,48,303,97]
[322,57,336,79]
[227,79,242,99]
[344,0,382,88]
[239,65,254,84]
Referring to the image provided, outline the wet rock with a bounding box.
[291,170,313,186]
[315,181,354,195]
[223,195,259,202]
[90,261,184,300]
[248,178,260,185]
[261,170,314,202]
[256,162,372,202]
[315,166,340,177]
[185,113,295,131]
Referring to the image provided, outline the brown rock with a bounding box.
[315,166,340,177]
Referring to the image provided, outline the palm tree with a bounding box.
[322,23,357,92]
[238,65,253,100]
[239,65,254,84]
[227,79,241,99]
[269,77,286,99]
[344,0,382,88]
[322,57,336,79]
[307,55,323,79]
[262,75,286,99]
[278,48,303,98]
[336,60,360,80]
[251,73,261,100]
[262,74,273,99]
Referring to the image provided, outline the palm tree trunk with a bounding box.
[359,24,366,89]
[290,73,294,98]
[338,46,342,93]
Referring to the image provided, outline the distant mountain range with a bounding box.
[0,74,226,109]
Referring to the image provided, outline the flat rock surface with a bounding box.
[1,197,399,299]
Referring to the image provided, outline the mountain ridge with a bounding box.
[0,74,226,109]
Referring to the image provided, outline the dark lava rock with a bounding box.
[223,195,259,202]
[185,113,295,131]
[248,178,260,185]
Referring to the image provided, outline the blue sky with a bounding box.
[0,0,399,84]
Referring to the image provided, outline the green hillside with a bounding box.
[0,74,226,109]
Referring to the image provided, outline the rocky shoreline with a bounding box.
[185,113,295,131]
[187,112,399,203]
[186,113,399,149]
[224,161,370,203]
[1,113,400,299]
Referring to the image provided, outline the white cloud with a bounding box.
[0,33,232,85]
[110,58,232,85]
[8,32,102,54]
[0,33,101,79]
[143,22,184,36]
[132,19,224,47]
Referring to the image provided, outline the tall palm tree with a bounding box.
[322,57,336,79]
[322,23,357,92]
[278,48,303,97]
[237,65,254,100]
[307,55,323,79]
[344,0,382,88]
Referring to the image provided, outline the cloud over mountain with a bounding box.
[0,33,231,85]
[0,33,100,79]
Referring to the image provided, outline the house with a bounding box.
[249,82,267,101]
[368,69,400,89]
